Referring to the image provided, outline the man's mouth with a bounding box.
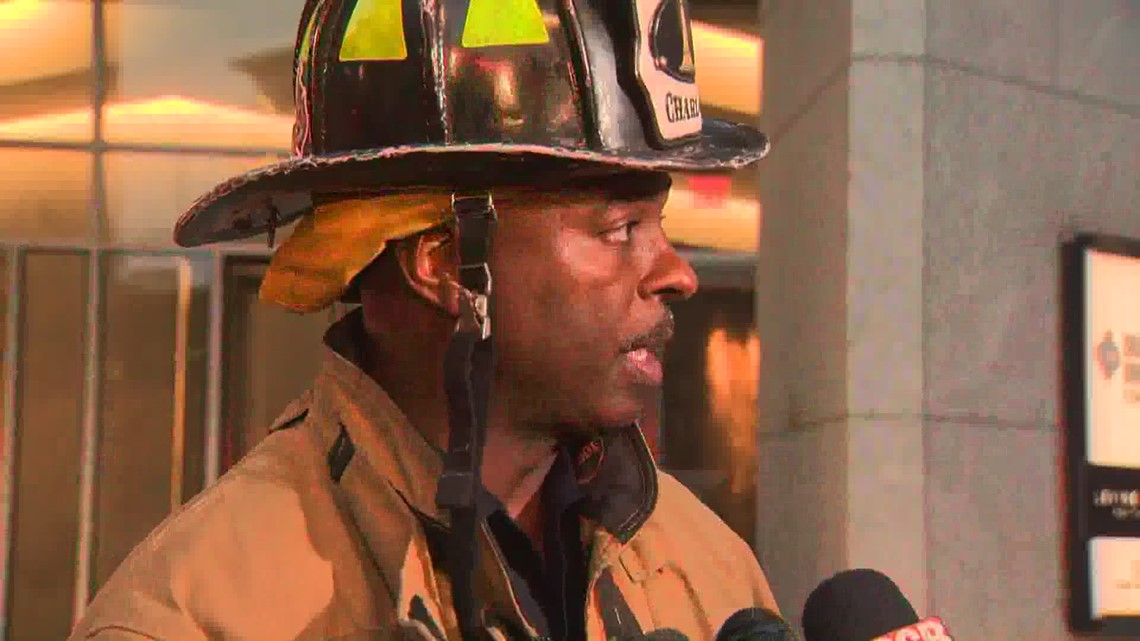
[619,311,674,385]
[622,346,664,384]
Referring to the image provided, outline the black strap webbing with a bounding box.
[435,193,497,641]
[327,423,355,483]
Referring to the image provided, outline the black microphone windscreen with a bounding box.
[801,569,918,641]
[643,630,690,641]
[715,607,795,641]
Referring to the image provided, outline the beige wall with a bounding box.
[755,0,1140,637]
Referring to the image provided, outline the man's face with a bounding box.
[488,173,699,434]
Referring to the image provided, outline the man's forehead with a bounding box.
[558,171,673,200]
[495,171,672,208]
[311,171,672,214]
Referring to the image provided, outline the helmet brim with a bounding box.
[173,118,768,248]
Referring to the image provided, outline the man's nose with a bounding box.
[638,244,699,303]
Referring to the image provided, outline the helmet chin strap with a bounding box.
[435,192,496,641]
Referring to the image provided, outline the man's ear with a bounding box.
[395,228,460,317]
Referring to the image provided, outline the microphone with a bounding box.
[801,569,954,641]
[715,607,797,641]
[624,607,795,641]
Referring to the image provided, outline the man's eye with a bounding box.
[602,221,639,243]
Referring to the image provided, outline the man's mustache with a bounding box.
[619,309,675,358]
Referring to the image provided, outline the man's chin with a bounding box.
[584,399,653,432]
[530,387,656,435]
[540,407,642,438]
[549,419,633,439]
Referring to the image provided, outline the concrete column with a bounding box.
[753,0,1140,638]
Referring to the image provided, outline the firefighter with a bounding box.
[70,0,781,639]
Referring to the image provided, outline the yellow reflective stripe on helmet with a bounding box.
[340,0,408,62]
[462,0,549,48]
[298,2,321,64]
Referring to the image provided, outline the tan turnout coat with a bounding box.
[69,311,779,640]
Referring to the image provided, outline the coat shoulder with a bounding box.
[631,469,781,613]
[71,405,368,640]
[652,470,747,547]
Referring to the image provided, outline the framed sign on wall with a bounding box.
[1063,233,1140,635]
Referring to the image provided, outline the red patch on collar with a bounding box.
[574,437,605,484]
